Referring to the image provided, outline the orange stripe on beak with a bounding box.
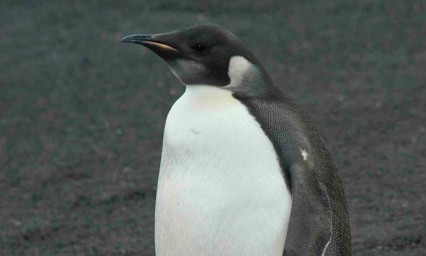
[143,41,179,52]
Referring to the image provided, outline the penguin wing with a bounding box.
[284,163,332,255]
[233,92,351,255]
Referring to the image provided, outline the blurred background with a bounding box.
[1,0,425,255]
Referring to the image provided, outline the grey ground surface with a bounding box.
[1,1,425,255]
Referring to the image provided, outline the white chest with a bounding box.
[155,86,292,256]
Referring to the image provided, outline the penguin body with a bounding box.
[122,23,351,255]
[156,85,291,255]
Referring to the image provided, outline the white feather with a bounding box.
[300,149,308,161]
[155,84,292,256]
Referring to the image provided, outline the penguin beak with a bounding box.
[121,34,180,59]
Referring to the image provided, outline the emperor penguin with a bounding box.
[122,23,351,256]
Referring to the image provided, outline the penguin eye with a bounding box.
[192,44,206,52]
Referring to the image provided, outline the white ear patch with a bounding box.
[226,56,253,87]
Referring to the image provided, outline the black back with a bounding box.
[232,71,352,255]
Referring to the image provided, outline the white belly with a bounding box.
[155,85,292,256]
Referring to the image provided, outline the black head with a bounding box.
[122,24,260,86]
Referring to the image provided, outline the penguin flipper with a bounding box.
[283,162,332,256]
[232,90,351,255]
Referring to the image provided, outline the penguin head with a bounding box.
[122,24,260,87]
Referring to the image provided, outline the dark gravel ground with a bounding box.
[1,1,425,255]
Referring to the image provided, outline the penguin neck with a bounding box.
[182,55,274,97]
[183,85,234,109]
